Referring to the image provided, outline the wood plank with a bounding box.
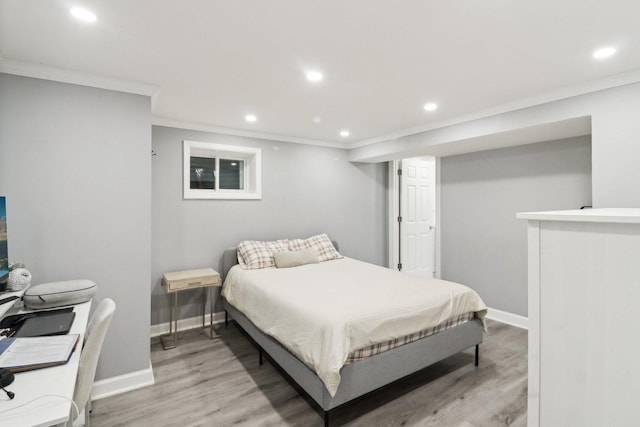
[91,319,526,426]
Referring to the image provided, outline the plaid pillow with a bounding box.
[289,234,342,262]
[237,239,290,269]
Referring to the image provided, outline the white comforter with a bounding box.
[222,257,487,396]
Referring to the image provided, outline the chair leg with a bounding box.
[475,344,480,367]
[85,399,91,427]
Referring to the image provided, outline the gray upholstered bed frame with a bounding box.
[221,245,483,426]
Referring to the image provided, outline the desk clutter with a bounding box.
[0,280,97,379]
[23,279,96,309]
[0,299,97,424]
[0,307,76,337]
[0,307,80,374]
[0,334,79,373]
[7,267,31,292]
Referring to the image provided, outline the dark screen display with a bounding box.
[0,197,8,282]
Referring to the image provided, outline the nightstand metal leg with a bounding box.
[161,292,179,350]
[208,285,220,339]
[202,287,206,329]
[173,293,178,344]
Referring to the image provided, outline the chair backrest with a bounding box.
[73,298,116,417]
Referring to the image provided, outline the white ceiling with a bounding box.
[1,0,639,147]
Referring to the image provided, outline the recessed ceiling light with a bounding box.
[593,47,616,60]
[306,71,324,83]
[245,114,257,123]
[423,103,438,112]
[70,7,97,22]
[340,130,350,137]
[313,116,322,124]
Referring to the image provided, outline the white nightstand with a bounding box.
[161,267,221,350]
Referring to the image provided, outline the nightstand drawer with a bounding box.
[162,268,220,292]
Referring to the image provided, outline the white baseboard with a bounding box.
[91,361,155,401]
[150,311,226,338]
[486,307,528,329]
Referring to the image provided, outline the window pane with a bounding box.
[190,156,215,189]
[219,159,244,190]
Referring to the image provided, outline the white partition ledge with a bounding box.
[518,208,640,427]
[517,208,640,223]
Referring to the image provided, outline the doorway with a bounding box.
[388,156,438,277]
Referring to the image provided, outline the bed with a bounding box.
[221,238,487,426]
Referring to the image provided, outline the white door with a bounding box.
[400,157,436,277]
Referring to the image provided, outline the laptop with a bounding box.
[14,311,76,337]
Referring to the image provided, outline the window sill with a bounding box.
[183,190,262,200]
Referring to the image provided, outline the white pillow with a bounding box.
[289,234,342,262]
[273,249,319,268]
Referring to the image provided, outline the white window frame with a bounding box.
[183,140,262,200]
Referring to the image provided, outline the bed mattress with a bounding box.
[346,311,475,364]
[222,257,487,396]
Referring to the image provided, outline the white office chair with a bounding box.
[71,298,116,427]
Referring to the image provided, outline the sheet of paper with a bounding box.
[0,335,78,367]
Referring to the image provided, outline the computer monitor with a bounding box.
[0,197,8,285]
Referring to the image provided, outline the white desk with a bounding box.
[0,300,91,427]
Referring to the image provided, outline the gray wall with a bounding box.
[0,74,152,381]
[151,126,388,325]
[440,136,592,316]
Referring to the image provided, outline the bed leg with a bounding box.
[224,310,228,328]
[259,348,264,366]
[475,344,480,367]
[324,410,330,427]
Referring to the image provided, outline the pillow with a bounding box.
[273,249,320,268]
[289,234,342,262]
[237,239,289,269]
[24,279,97,309]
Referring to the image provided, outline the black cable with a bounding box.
[1,385,14,399]
[0,367,15,399]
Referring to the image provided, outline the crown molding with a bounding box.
[349,68,640,149]
[0,58,342,149]
[0,58,161,106]
[152,116,348,149]
[5,57,638,151]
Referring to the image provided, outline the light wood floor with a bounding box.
[91,319,527,426]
